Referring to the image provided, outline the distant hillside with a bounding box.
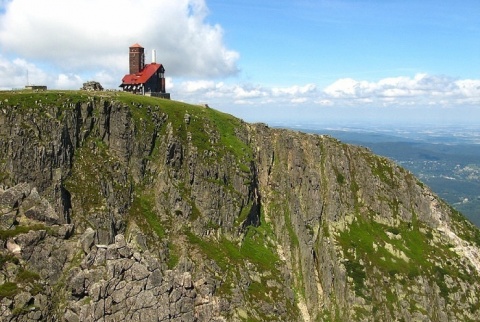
[1,91,480,321]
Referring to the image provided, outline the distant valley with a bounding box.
[283,124,480,227]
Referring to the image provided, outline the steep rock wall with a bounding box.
[1,92,480,321]
[248,123,480,321]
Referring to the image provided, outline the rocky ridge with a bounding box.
[0,91,480,321]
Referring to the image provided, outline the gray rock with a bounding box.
[111,285,128,304]
[130,262,150,281]
[114,234,127,248]
[0,183,30,209]
[15,229,47,248]
[0,210,18,229]
[70,270,86,297]
[146,269,163,290]
[14,291,33,310]
[6,239,21,254]
[79,228,96,253]
[23,187,60,224]
[53,224,75,239]
[64,309,80,322]
[81,81,104,91]
[106,244,120,260]
[27,310,43,321]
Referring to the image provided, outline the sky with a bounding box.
[0,0,479,127]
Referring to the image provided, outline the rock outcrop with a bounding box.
[81,81,104,91]
[0,91,479,321]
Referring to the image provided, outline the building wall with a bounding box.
[144,70,166,93]
[129,46,145,74]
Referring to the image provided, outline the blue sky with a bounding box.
[204,0,480,126]
[0,0,479,127]
[208,0,479,84]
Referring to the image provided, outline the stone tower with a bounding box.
[129,43,145,74]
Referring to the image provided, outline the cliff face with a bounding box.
[1,91,480,321]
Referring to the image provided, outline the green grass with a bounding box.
[205,108,251,159]
[283,207,300,249]
[127,190,184,269]
[0,224,47,240]
[64,139,111,214]
[186,214,280,273]
[334,168,345,185]
[117,92,252,160]
[16,269,40,284]
[337,215,433,277]
[185,230,239,271]
[235,201,254,227]
[248,281,271,302]
[236,215,291,318]
[128,192,165,239]
[241,225,279,271]
[0,253,19,268]
[167,243,179,269]
[1,89,250,159]
[344,260,366,295]
[0,90,92,109]
[433,266,450,299]
[336,212,476,302]
[367,154,396,186]
[0,282,19,299]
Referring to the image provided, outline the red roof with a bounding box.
[121,63,163,85]
[130,43,143,48]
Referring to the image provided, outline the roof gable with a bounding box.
[121,63,163,85]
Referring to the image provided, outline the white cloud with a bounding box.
[272,84,317,96]
[0,55,49,89]
[233,86,268,99]
[291,97,308,104]
[54,74,82,89]
[0,0,239,89]
[323,74,480,107]
[171,74,480,111]
[324,78,356,98]
[175,80,317,106]
[182,80,217,92]
[315,99,334,106]
[456,79,480,97]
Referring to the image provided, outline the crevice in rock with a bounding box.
[60,185,72,224]
[243,161,261,230]
[101,101,112,144]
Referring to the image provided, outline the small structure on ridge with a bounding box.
[25,85,47,91]
[119,43,170,99]
[81,81,104,91]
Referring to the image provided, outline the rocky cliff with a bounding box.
[1,90,479,321]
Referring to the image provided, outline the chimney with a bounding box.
[152,49,156,64]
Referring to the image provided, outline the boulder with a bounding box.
[0,183,30,209]
[79,228,96,253]
[81,81,104,91]
[6,239,21,255]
